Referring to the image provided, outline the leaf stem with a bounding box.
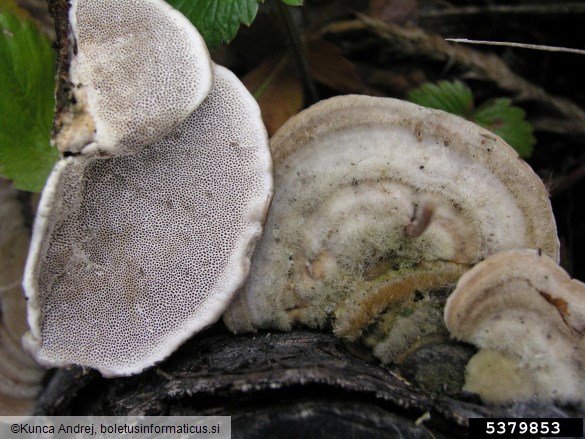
[275,0,318,104]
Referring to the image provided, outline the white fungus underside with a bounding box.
[24,66,272,376]
[69,0,213,154]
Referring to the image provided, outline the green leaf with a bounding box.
[281,0,303,5]
[0,12,57,192]
[167,0,262,48]
[473,98,535,158]
[407,80,474,118]
[409,81,535,158]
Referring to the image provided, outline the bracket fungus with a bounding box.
[56,0,213,155]
[24,63,272,377]
[444,249,585,405]
[23,0,272,377]
[0,182,44,415]
[224,95,559,365]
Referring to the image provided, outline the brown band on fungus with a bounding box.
[404,201,435,238]
[540,291,569,317]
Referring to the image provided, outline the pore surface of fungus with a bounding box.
[444,249,585,404]
[23,65,272,377]
[224,95,558,365]
[0,181,44,415]
[57,0,213,155]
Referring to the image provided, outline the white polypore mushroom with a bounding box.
[23,64,272,376]
[0,181,44,416]
[56,0,213,155]
[224,95,559,364]
[444,249,585,404]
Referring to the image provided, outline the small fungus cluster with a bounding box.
[23,0,272,377]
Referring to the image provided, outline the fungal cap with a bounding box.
[444,249,585,338]
[224,95,559,339]
[23,64,272,377]
[444,249,585,404]
[270,95,558,261]
[56,0,213,155]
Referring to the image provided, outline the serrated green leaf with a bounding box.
[408,80,474,118]
[409,81,536,158]
[168,0,261,48]
[281,0,303,5]
[473,98,535,158]
[0,12,57,192]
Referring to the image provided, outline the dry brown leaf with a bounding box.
[368,0,418,24]
[243,55,304,136]
[306,39,366,94]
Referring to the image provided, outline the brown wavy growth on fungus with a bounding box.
[224,95,559,365]
[0,181,44,415]
[445,249,585,405]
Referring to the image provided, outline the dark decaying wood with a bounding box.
[34,327,583,438]
[45,0,75,147]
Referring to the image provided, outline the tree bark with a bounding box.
[34,327,583,438]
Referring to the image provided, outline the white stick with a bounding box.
[446,38,585,55]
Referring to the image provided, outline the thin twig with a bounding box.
[551,163,585,197]
[322,16,585,136]
[276,1,319,104]
[446,39,585,56]
[419,3,585,17]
